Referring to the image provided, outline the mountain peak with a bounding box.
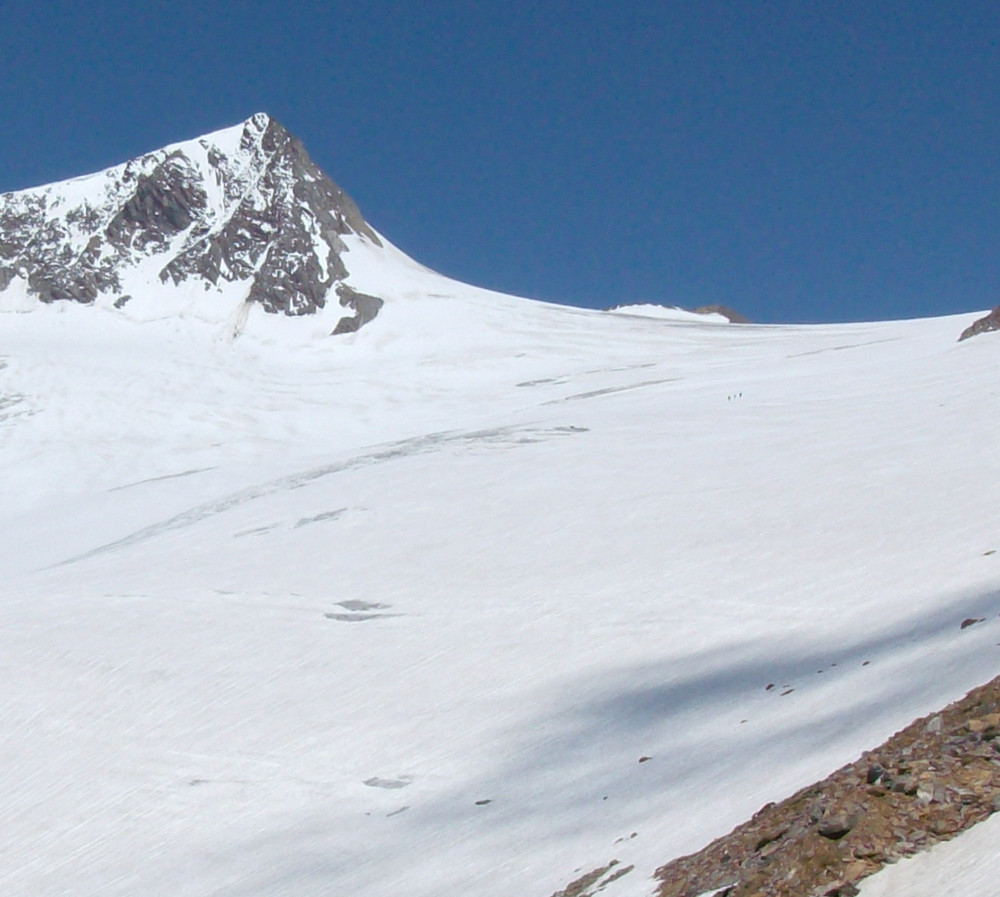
[247,110,273,130]
[0,116,384,330]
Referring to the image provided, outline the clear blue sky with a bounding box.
[2,0,998,323]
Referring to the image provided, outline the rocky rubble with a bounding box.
[653,675,1000,897]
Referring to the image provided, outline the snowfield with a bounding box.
[1,238,999,896]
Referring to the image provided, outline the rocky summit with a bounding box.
[0,113,384,330]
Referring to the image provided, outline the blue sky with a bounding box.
[2,0,998,323]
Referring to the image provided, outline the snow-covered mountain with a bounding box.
[0,113,386,332]
[1,121,999,897]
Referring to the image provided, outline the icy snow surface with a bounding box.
[2,242,999,897]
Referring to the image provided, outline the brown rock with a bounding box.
[818,804,863,840]
[958,306,1000,341]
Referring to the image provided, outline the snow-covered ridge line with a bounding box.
[607,303,749,324]
[0,113,383,329]
[607,304,731,324]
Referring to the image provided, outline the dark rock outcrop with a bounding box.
[332,284,384,334]
[958,306,1000,341]
[0,113,385,329]
[105,152,207,252]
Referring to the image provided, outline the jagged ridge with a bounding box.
[0,113,383,327]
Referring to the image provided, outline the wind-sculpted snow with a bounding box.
[0,113,384,327]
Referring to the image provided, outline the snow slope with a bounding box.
[1,248,999,896]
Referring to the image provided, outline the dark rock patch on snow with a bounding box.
[332,283,384,334]
[958,306,1000,341]
[549,859,634,897]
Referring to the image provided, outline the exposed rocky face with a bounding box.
[958,306,1000,341]
[0,113,384,330]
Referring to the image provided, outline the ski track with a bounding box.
[109,466,219,491]
[785,336,902,357]
[543,377,683,404]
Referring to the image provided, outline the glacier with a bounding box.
[1,117,999,897]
